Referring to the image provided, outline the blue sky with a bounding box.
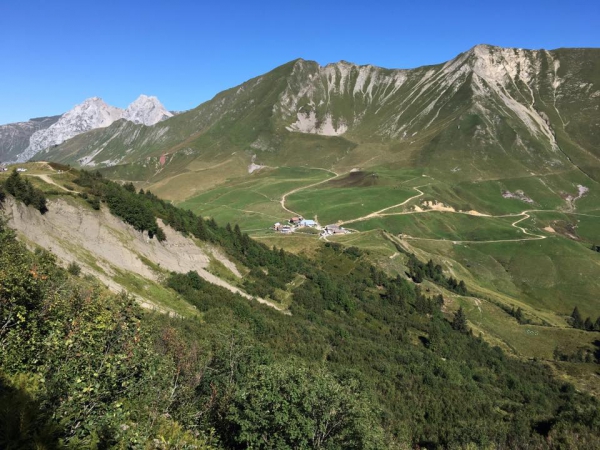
[1,0,598,123]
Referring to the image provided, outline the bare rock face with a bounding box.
[0,115,60,163]
[124,94,173,125]
[16,95,171,162]
[274,45,567,149]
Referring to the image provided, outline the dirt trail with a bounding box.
[275,169,600,245]
[339,186,426,226]
[280,169,339,216]
[26,173,78,193]
[398,210,548,244]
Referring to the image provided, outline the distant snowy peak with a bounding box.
[18,95,170,162]
[124,95,173,125]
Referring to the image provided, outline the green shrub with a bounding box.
[2,170,48,214]
[67,261,81,276]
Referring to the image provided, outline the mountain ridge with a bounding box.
[1,95,173,163]
[32,45,598,198]
[0,115,61,163]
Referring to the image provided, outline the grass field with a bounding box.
[286,168,423,224]
[178,167,332,230]
[393,170,600,217]
[349,212,526,241]
[406,236,600,319]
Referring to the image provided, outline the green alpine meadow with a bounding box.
[1,37,600,449]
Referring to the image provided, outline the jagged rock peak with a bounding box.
[124,94,173,126]
[16,95,172,162]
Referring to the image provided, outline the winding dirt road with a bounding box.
[339,186,426,226]
[280,169,339,216]
[25,173,79,193]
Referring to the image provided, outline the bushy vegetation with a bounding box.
[1,169,48,213]
[75,171,164,239]
[0,221,385,448]
[405,253,468,295]
[2,170,600,448]
[67,261,81,276]
[0,221,215,448]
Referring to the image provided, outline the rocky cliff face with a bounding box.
[124,94,173,125]
[0,115,60,162]
[275,45,570,147]
[15,95,172,162]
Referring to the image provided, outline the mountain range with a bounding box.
[12,44,595,196]
[1,43,600,447]
[0,95,172,163]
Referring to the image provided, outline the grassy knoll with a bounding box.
[250,230,323,257]
[456,293,597,359]
[408,236,600,319]
[112,268,200,318]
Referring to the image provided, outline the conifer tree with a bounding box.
[452,306,469,333]
[428,318,442,351]
[571,307,583,329]
[195,217,208,240]
[515,307,524,324]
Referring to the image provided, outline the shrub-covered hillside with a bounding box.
[1,172,599,449]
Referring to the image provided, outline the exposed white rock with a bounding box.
[468,45,559,150]
[18,95,171,162]
[124,94,173,125]
[286,111,348,136]
[0,115,61,162]
[275,45,569,153]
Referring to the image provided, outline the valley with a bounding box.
[1,42,600,448]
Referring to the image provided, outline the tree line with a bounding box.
[570,306,600,331]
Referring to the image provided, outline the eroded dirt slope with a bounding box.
[3,197,286,313]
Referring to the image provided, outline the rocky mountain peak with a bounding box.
[124,95,173,126]
[16,95,171,162]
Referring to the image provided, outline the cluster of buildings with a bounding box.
[273,216,316,234]
[273,216,349,236]
[321,224,348,236]
[0,164,27,173]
